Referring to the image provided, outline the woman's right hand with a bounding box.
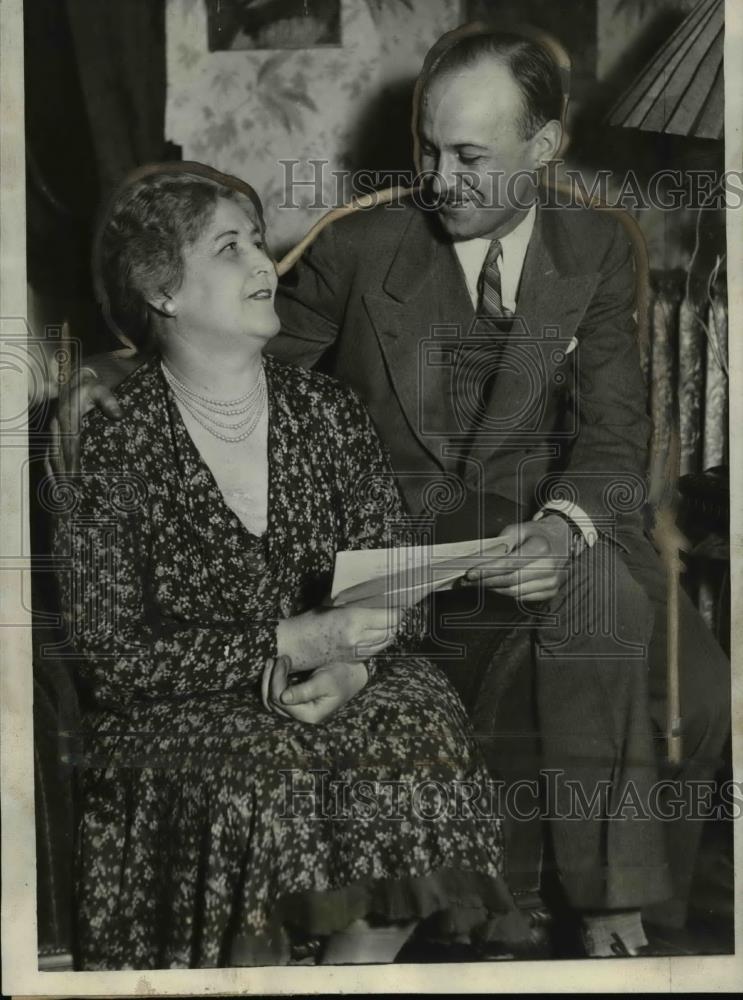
[276,603,404,672]
[262,656,369,725]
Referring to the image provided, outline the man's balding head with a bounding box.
[421,29,564,142]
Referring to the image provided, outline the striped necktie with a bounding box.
[455,237,513,451]
[477,238,510,318]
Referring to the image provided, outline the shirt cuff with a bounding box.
[533,501,599,547]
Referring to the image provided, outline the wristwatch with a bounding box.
[542,508,586,558]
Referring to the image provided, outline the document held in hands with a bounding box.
[329,537,511,608]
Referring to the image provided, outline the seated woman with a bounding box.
[54,162,528,970]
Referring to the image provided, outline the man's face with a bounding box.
[418,59,543,241]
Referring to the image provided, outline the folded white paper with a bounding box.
[329,536,511,608]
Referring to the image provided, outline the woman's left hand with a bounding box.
[262,655,368,724]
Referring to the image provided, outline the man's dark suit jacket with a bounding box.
[270,197,651,545]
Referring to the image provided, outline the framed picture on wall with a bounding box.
[206,0,342,51]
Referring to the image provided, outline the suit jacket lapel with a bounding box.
[363,209,474,470]
[517,205,599,347]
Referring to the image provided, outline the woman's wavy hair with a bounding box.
[93,162,266,350]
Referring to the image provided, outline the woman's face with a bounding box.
[168,195,280,352]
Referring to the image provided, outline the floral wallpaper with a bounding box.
[166,0,462,253]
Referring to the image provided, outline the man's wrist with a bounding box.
[541,511,585,558]
[537,499,598,542]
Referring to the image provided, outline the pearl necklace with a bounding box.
[161,361,267,443]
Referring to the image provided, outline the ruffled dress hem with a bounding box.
[265,867,530,951]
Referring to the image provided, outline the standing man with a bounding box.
[268,26,730,955]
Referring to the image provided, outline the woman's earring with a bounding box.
[163,301,175,316]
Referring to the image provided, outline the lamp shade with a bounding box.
[608,0,723,139]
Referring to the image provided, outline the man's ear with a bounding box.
[531,119,563,169]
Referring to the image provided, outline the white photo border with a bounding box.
[2,0,741,992]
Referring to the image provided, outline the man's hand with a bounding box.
[462,516,573,602]
[50,352,140,477]
[262,655,368,725]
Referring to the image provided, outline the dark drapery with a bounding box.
[25,0,169,299]
[65,0,168,198]
[27,1,169,960]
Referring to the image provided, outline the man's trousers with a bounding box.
[423,521,730,922]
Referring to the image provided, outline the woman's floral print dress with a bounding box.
[55,355,525,969]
